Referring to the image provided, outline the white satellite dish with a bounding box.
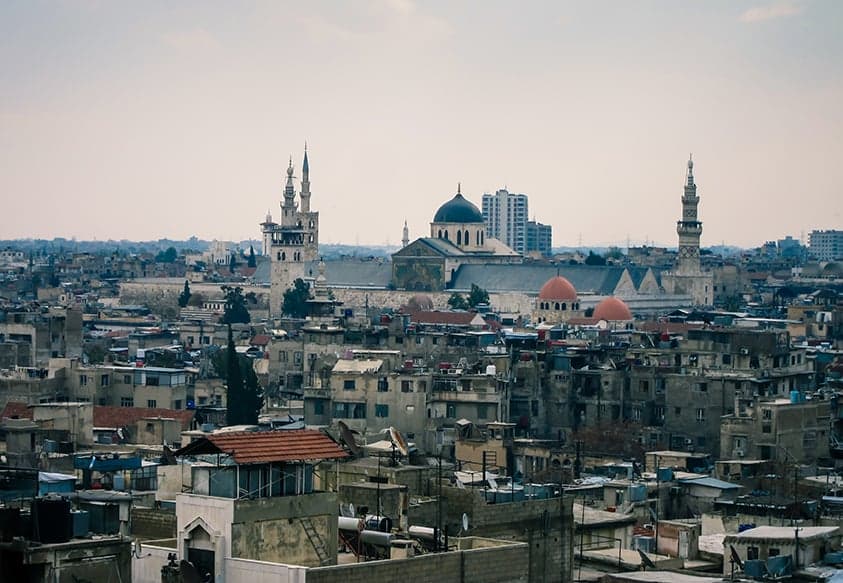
[389,426,410,457]
[461,513,469,532]
[349,503,356,518]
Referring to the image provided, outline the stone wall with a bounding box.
[131,506,177,540]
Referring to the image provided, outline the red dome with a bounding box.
[593,297,633,321]
[538,276,577,301]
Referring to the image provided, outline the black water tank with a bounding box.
[33,497,72,543]
[0,507,21,542]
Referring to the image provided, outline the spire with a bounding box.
[686,153,694,187]
[300,144,311,213]
[457,182,461,195]
[402,220,409,248]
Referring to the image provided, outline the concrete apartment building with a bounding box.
[0,305,82,367]
[809,229,843,261]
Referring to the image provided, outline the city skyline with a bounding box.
[1,1,842,247]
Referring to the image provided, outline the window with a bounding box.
[762,409,772,420]
[201,335,211,345]
[375,404,389,418]
[377,378,389,392]
[314,400,325,415]
[696,382,708,392]
[632,407,641,421]
[174,399,182,410]
[279,351,288,362]
[639,380,649,392]
[722,354,732,365]
[79,374,88,386]
[124,375,132,384]
[675,407,682,416]
[768,548,780,557]
[343,379,356,390]
[401,380,413,393]
[656,407,665,421]
[696,408,705,422]
[294,352,303,364]
[334,402,366,419]
[146,376,160,386]
[101,375,110,387]
[147,399,157,408]
[446,403,457,418]
[747,547,759,560]
[121,397,134,407]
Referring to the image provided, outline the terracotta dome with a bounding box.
[593,297,633,321]
[538,276,577,301]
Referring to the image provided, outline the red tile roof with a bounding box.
[410,310,494,328]
[250,334,271,347]
[93,406,195,430]
[175,429,349,464]
[1,401,32,420]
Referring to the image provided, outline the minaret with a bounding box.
[281,157,297,226]
[402,220,409,248]
[300,145,311,213]
[675,154,702,275]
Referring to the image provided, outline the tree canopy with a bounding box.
[467,283,490,308]
[247,245,257,268]
[447,292,469,310]
[221,285,250,324]
[156,246,178,263]
[282,278,311,318]
[584,251,606,266]
[224,326,263,426]
[178,280,192,308]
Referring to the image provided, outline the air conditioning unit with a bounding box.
[733,449,745,458]
[740,348,749,355]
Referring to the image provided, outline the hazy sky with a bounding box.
[1,1,842,248]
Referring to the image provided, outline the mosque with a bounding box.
[260,152,710,318]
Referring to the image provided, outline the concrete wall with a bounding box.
[307,538,531,583]
[132,506,177,540]
[133,540,177,583]
[227,557,308,583]
[231,492,338,567]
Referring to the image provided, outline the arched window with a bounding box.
[438,229,443,239]
[476,231,480,245]
[464,230,469,245]
[281,252,286,261]
[555,302,560,310]
[444,230,449,240]
[481,231,484,245]
[309,234,314,243]
[309,220,314,229]
[277,252,281,260]
[457,231,462,245]
[561,303,567,311]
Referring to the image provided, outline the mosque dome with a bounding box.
[593,297,633,321]
[433,193,484,224]
[538,276,577,301]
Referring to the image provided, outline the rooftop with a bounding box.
[174,429,348,465]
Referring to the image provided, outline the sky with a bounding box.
[1,1,842,249]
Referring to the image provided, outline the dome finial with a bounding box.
[457,182,461,195]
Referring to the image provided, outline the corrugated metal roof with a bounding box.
[175,429,348,465]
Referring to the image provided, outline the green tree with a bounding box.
[156,246,178,263]
[221,285,250,324]
[448,293,469,310]
[223,326,263,426]
[467,284,490,308]
[229,253,237,274]
[282,278,311,318]
[584,251,606,266]
[247,245,257,268]
[178,280,192,308]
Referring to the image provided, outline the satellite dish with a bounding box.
[389,426,409,457]
[338,420,362,456]
[461,513,469,532]
[638,548,656,571]
[349,503,356,518]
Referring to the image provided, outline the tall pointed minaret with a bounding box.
[402,220,409,248]
[675,154,702,275]
[300,145,311,213]
[281,157,297,226]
